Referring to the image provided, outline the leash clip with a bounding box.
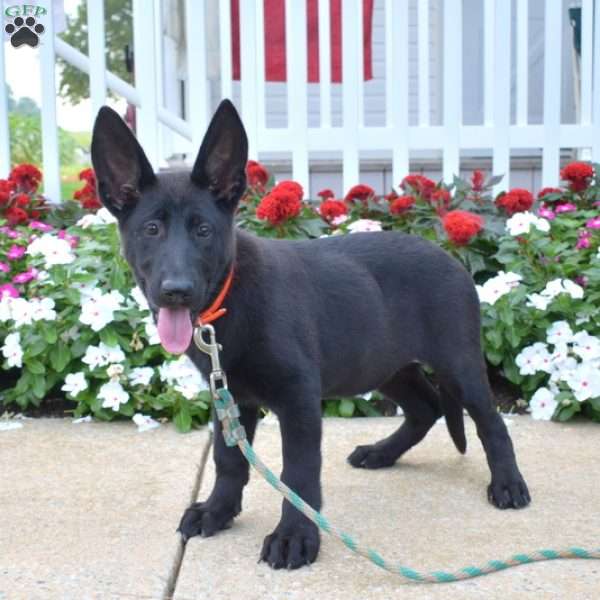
[193,323,228,395]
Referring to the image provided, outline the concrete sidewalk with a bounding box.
[1,416,599,599]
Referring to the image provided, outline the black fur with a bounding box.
[91,100,531,570]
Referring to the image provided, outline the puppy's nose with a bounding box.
[160,279,193,305]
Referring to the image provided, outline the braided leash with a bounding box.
[197,324,600,583]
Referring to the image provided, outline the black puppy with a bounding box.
[91,100,530,570]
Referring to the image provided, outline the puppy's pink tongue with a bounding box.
[157,307,193,354]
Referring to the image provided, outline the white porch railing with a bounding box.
[2,0,600,202]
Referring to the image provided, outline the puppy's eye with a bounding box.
[196,224,212,238]
[144,222,160,236]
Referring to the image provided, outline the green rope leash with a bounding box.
[214,387,600,583]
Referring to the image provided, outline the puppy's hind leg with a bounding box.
[348,363,441,469]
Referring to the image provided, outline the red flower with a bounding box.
[246,160,269,189]
[443,210,484,246]
[431,188,451,214]
[495,188,534,216]
[0,179,15,204]
[15,193,30,207]
[318,199,347,223]
[9,163,42,193]
[79,167,96,186]
[389,195,415,215]
[471,170,485,192]
[318,188,335,200]
[537,187,562,201]
[272,180,303,200]
[256,189,302,225]
[73,169,102,211]
[560,162,594,192]
[344,184,375,204]
[401,174,436,201]
[5,206,28,225]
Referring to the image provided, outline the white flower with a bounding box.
[82,342,125,370]
[76,208,116,229]
[543,279,565,298]
[1,332,23,368]
[9,298,34,328]
[562,279,584,300]
[0,296,12,322]
[477,271,522,305]
[26,234,75,267]
[563,363,600,402]
[130,286,149,311]
[73,280,98,299]
[97,207,117,224]
[546,321,574,345]
[571,332,600,361]
[505,212,550,236]
[529,388,558,420]
[61,372,88,397]
[30,297,56,322]
[159,355,208,398]
[515,342,551,376]
[132,413,161,432]
[98,380,129,411]
[526,293,551,311]
[142,314,160,345]
[129,367,154,386]
[106,364,124,380]
[80,288,124,331]
[76,213,104,229]
[347,219,383,233]
[331,214,349,226]
[551,356,579,383]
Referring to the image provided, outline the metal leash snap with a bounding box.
[193,323,228,395]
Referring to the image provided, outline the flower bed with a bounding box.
[1,160,599,428]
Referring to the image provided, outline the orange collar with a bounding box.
[196,268,234,326]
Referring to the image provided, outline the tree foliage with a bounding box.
[58,0,133,105]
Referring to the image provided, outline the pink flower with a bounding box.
[585,216,600,229]
[0,261,9,273]
[576,230,591,250]
[58,230,80,248]
[29,220,53,232]
[7,245,26,260]
[12,268,38,284]
[555,202,577,214]
[538,206,555,221]
[0,284,19,299]
[575,275,589,288]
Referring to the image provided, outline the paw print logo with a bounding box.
[4,16,45,48]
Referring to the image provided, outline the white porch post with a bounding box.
[87,0,106,124]
[39,0,61,202]
[0,35,10,177]
[132,0,160,168]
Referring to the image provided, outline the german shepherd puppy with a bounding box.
[91,100,530,570]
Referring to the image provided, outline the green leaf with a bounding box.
[99,328,119,347]
[174,403,192,432]
[42,326,58,344]
[27,359,45,374]
[338,398,356,418]
[31,374,46,399]
[26,337,47,358]
[50,342,71,373]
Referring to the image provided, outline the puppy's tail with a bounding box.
[440,388,467,454]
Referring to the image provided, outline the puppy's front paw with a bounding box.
[487,472,531,509]
[347,444,397,469]
[177,499,241,542]
[260,522,320,569]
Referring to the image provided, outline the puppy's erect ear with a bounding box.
[191,99,248,209]
[91,106,156,216]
